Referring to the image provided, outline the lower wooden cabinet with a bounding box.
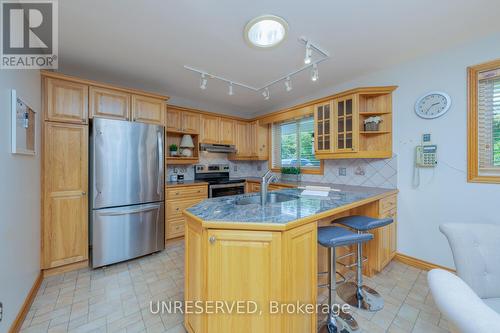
[185,217,317,333]
[165,184,208,240]
[42,122,89,269]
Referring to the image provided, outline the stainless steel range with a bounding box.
[194,164,246,198]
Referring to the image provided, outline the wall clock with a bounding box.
[415,91,451,119]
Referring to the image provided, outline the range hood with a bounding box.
[200,143,237,153]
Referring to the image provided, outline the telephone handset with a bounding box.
[413,134,437,187]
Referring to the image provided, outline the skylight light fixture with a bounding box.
[200,74,208,90]
[244,15,288,48]
[285,77,292,92]
[228,82,234,96]
[262,87,270,100]
[311,64,319,82]
[304,42,312,64]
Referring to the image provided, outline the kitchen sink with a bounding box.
[235,193,300,205]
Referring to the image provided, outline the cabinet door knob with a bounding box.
[209,236,216,244]
[82,191,87,195]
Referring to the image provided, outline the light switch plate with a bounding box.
[339,168,347,176]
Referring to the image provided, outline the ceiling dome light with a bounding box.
[244,15,288,48]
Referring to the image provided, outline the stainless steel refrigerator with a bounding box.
[90,118,165,268]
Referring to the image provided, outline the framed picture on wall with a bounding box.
[11,90,36,155]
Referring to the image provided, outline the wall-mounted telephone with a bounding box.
[415,145,438,167]
[413,134,437,187]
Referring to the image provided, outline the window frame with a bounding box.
[467,58,500,184]
[269,116,324,175]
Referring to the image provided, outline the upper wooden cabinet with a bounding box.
[89,86,130,120]
[182,111,201,134]
[42,122,88,269]
[314,102,333,153]
[166,108,200,133]
[314,87,395,159]
[219,118,235,144]
[200,115,220,143]
[131,95,165,125]
[45,78,88,124]
[229,120,268,160]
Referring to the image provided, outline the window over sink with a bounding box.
[271,116,323,174]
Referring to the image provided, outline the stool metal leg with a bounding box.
[337,235,384,312]
[319,248,360,333]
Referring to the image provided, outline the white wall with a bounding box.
[0,70,41,332]
[270,33,500,269]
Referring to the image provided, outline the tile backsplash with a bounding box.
[167,153,397,189]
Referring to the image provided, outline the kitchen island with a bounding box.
[182,185,397,333]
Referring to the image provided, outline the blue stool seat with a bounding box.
[336,215,393,231]
[318,226,373,248]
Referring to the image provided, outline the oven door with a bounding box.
[209,183,246,198]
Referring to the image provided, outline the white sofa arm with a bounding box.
[428,269,500,333]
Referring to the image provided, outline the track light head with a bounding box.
[200,74,208,90]
[311,64,319,82]
[304,43,312,65]
[285,77,292,92]
[228,83,234,96]
[262,88,270,100]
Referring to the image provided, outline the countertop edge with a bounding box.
[165,181,208,188]
[183,189,398,231]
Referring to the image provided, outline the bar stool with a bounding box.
[335,215,393,312]
[317,226,373,333]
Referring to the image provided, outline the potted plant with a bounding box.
[364,116,383,131]
[281,166,301,182]
[169,144,178,157]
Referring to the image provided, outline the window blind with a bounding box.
[478,68,500,175]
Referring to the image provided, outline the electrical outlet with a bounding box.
[233,165,238,172]
[339,167,347,176]
[0,302,3,322]
[354,166,365,176]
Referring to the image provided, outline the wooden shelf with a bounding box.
[359,112,391,116]
[166,157,199,165]
[360,131,391,135]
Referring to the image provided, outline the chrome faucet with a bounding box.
[260,170,278,205]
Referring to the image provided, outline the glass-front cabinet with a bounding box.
[335,95,358,152]
[314,102,333,153]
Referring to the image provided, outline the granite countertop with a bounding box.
[187,184,396,225]
[241,177,334,188]
[165,180,208,188]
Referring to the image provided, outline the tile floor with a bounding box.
[21,241,450,333]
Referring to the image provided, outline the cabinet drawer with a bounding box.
[166,198,204,219]
[379,195,397,213]
[166,218,185,239]
[166,185,208,200]
[380,208,397,219]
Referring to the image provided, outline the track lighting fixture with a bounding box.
[304,42,312,65]
[185,38,329,97]
[285,77,292,92]
[262,87,270,100]
[311,64,319,82]
[200,74,208,90]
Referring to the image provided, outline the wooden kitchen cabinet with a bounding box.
[89,86,130,120]
[200,114,220,143]
[230,120,268,160]
[45,78,88,124]
[185,215,317,333]
[42,122,88,269]
[131,95,165,125]
[165,184,207,240]
[314,101,333,153]
[335,94,358,153]
[182,111,201,134]
[219,118,235,144]
[166,108,182,131]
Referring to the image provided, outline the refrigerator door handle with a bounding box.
[157,131,164,197]
[98,203,161,216]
